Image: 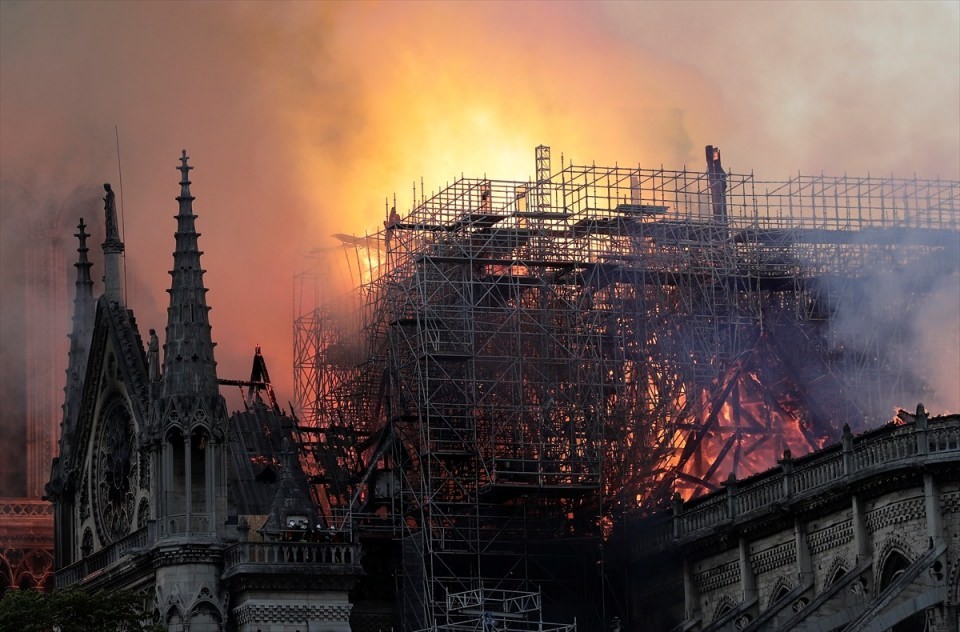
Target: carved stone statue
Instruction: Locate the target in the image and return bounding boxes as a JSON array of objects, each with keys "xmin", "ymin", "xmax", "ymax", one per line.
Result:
[
  {"xmin": 148, "ymin": 328, "xmax": 160, "ymax": 382},
  {"xmin": 103, "ymin": 183, "xmax": 120, "ymax": 242}
]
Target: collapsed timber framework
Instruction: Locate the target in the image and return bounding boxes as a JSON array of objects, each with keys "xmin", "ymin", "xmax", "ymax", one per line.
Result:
[{"xmin": 293, "ymin": 146, "xmax": 960, "ymax": 630}]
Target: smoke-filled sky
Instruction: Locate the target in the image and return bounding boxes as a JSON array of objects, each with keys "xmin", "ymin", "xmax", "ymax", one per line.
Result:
[{"xmin": 1, "ymin": 0, "xmax": 958, "ymax": 406}]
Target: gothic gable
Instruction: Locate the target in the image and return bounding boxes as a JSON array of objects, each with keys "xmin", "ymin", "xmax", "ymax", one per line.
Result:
[{"xmin": 65, "ymin": 297, "xmax": 152, "ymax": 562}]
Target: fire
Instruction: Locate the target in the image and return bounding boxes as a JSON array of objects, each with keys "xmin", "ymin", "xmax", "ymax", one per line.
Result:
[
  {"xmin": 274, "ymin": 2, "xmax": 715, "ymax": 246},
  {"xmin": 665, "ymin": 361, "xmax": 829, "ymax": 502}
]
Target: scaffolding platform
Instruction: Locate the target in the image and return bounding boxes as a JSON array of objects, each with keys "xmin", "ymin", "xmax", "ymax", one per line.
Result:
[{"xmin": 294, "ymin": 144, "xmax": 959, "ymax": 631}]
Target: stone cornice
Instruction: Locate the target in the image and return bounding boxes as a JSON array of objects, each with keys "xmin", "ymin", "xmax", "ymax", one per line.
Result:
[{"xmin": 152, "ymin": 541, "xmax": 226, "ymax": 569}]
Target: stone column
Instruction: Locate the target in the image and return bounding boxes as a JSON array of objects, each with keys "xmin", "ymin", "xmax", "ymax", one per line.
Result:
[
  {"xmin": 162, "ymin": 442, "xmax": 172, "ymax": 521},
  {"xmin": 184, "ymin": 436, "xmax": 192, "ymax": 530},
  {"xmin": 683, "ymin": 558, "xmax": 700, "ymax": 620},
  {"xmin": 794, "ymin": 519, "xmax": 813, "ymax": 586},
  {"xmin": 851, "ymin": 494, "xmax": 870, "ymax": 563},
  {"xmin": 206, "ymin": 440, "xmax": 214, "ymax": 531},
  {"xmin": 924, "ymin": 473, "xmax": 943, "ymax": 549}
]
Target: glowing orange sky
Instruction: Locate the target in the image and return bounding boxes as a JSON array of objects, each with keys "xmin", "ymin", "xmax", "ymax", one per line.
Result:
[{"xmin": 1, "ymin": 0, "xmax": 958, "ymax": 405}]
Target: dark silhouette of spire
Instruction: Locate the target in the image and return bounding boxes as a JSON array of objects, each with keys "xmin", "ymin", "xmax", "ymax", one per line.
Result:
[
  {"xmin": 73, "ymin": 217, "xmax": 96, "ymax": 327},
  {"xmin": 64, "ymin": 217, "xmax": 97, "ymax": 418},
  {"xmin": 161, "ymin": 150, "xmax": 220, "ymax": 399},
  {"xmin": 49, "ymin": 218, "xmax": 98, "ymax": 496}
]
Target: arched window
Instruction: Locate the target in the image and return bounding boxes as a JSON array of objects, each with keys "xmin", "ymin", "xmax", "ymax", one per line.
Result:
[
  {"xmin": 773, "ymin": 583, "xmax": 790, "ymax": 603},
  {"xmin": 828, "ymin": 564, "xmax": 846, "ymax": 587},
  {"xmin": 714, "ymin": 597, "xmax": 736, "ymax": 622},
  {"xmin": 879, "ymin": 550, "xmax": 910, "ymax": 591},
  {"xmin": 167, "ymin": 428, "xmax": 186, "ymax": 517},
  {"xmin": 879, "ymin": 550, "xmax": 925, "ymax": 632}
]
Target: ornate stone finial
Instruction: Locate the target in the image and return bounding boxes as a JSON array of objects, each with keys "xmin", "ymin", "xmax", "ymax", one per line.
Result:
[
  {"xmin": 671, "ymin": 491, "xmax": 684, "ymax": 514},
  {"xmin": 74, "ymin": 217, "xmax": 94, "ymax": 298},
  {"xmin": 176, "ymin": 150, "xmax": 194, "ymax": 204},
  {"xmin": 841, "ymin": 423, "xmax": 854, "ymax": 455},
  {"xmin": 178, "ymin": 149, "xmax": 192, "ymax": 176},
  {"xmin": 915, "ymin": 402, "xmax": 929, "ymax": 430}
]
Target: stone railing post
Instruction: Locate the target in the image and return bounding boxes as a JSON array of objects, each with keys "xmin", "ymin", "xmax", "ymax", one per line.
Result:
[
  {"xmin": 842, "ymin": 424, "xmax": 854, "ymax": 476},
  {"xmin": 672, "ymin": 492, "xmax": 683, "ymax": 539},
  {"xmin": 915, "ymin": 403, "xmax": 929, "ymax": 456},
  {"xmin": 779, "ymin": 449, "xmax": 794, "ymax": 498},
  {"xmin": 724, "ymin": 473, "xmax": 738, "ymax": 520}
]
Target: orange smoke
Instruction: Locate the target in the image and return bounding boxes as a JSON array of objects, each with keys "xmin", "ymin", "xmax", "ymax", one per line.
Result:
[
  {"xmin": 273, "ymin": 1, "xmax": 715, "ymax": 249},
  {"xmin": 2, "ymin": 0, "xmax": 957, "ymax": 410}
]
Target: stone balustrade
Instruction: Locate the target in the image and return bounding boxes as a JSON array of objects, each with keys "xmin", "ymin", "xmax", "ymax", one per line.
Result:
[
  {"xmin": 222, "ymin": 541, "xmax": 361, "ymax": 576},
  {"xmin": 56, "ymin": 522, "xmax": 361, "ymax": 588},
  {"xmin": 735, "ymin": 471, "xmax": 784, "ymax": 515},
  {"xmin": 792, "ymin": 448, "xmax": 843, "ymax": 493},
  {"xmin": 55, "ymin": 524, "xmax": 151, "ymax": 588},
  {"xmin": 927, "ymin": 422, "xmax": 960, "ymax": 454},
  {"xmin": 634, "ymin": 413, "xmax": 960, "ymax": 554},
  {"xmin": 853, "ymin": 426, "xmax": 917, "ymax": 470},
  {"xmin": 678, "ymin": 493, "xmax": 728, "ymax": 536}
]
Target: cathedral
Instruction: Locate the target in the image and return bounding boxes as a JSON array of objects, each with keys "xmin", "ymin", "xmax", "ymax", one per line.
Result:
[
  {"xmin": 38, "ymin": 147, "xmax": 960, "ymax": 631},
  {"xmin": 45, "ymin": 151, "xmax": 361, "ymax": 631}
]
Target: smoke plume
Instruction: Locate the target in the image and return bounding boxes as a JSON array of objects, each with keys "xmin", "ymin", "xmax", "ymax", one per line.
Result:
[{"xmin": 1, "ymin": 0, "xmax": 957, "ymax": 417}]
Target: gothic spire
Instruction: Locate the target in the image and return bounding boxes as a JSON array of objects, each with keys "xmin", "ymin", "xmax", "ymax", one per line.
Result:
[
  {"xmin": 51, "ymin": 218, "xmax": 98, "ymax": 492},
  {"xmin": 160, "ymin": 150, "xmax": 220, "ymax": 399},
  {"xmin": 66, "ymin": 217, "xmax": 97, "ymax": 414},
  {"xmin": 74, "ymin": 217, "xmax": 96, "ymax": 320},
  {"xmin": 101, "ymin": 183, "xmax": 125, "ymax": 304}
]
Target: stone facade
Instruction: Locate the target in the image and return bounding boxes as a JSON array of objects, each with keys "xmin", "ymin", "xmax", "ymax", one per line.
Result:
[
  {"xmin": 620, "ymin": 406, "xmax": 960, "ymax": 631},
  {"xmin": 46, "ymin": 152, "xmax": 362, "ymax": 631}
]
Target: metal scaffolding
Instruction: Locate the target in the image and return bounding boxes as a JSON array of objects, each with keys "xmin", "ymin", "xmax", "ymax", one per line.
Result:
[{"xmin": 293, "ymin": 146, "xmax": 960, "ymax": 630}]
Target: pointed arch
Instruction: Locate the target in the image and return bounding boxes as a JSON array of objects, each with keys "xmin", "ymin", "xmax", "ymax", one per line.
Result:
[
  {"xmin": 825, "ymin": 555, "xmax": 850, "ymax": 588},
  {"xmin": 713, "ymin": 594, "xmax": 737, "ymax": 622},
  {"xmin": 877, "ymin": 545, "xmax": 928, "ymax": 632},
  {"xmin": 12, "ymin": 548, "xmax": 53, "ymax": 591},
  {"xmin": 875, "ymin": 535, "xmax": 916, "ymax": 591},
  {"xmin": 163, "ymin": 404, "xmax": 185, "ymax": 437},
  {"xmin": 878, "ymin": 549, "xmax": 912, "ymax": 591},
  {"xmin": 166, "ymin": 604, "xmax": 185, "ymax": 632},
  {"xmin": 187, "ymin": 584, "xmax": 225, "ymax": 629},
  {"xmin": 189, "ymin": 600, "xmax": 223, "ymax": 627},
  {"xmin": 767, "ymin": 575, "xmax": 793, "ymax": 607}
]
